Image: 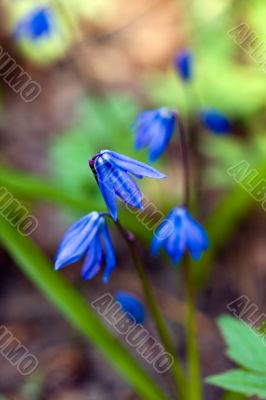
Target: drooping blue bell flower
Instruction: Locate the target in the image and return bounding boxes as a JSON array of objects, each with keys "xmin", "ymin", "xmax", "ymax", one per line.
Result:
[
  {"xmin": 132, "ymin": 108, "xmax": 177, "ymax": 162},
  {"xmin": 13, "ymin": 6, "xmax": 55, "ymax": 41},
  {"xmin": 174, "ymin": 50, "xmax": 193, "ymax": 82},
  {"xmin": 55, "ymin": 212, "xmax": 116, "ymax": 283},
  {"xmin": 151, "ymin": 206, "xmax": 209, "ymax": 264},
  {"xmin": 199, "ymin": 108, "xmax": 231, "ymax": 134},
  {"xmin": 89, "ymin": 150, "xmax": 166, "ymax": 221},
  {"xmin": 115, "ymin": 291, "xmax": 145, "ymax": 324}
]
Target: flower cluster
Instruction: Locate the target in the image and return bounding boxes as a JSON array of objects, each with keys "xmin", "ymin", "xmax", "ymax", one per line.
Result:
[
  {"xmin": 55, "ymin": 150, "xmax": 166, "ymax": 283},
  {"xmin": 54, "ymin": 49, "xmax": 212, "ymax": 316}
]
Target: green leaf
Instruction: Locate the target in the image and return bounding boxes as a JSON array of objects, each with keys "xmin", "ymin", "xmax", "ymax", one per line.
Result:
[
  {"xmin": 220, "ymin": 391, "xmax": 247, "ymax": 400},
  {"xmin": 0, "ymin": 167, "xmax": 91, "ymax": 212},
  {"xmin": 0, "ymin": 216, "xmax": 167, "ymax": 400},
  {"xmin": 218, "ymin": 315, "xmax": 266, "ymax": 374},
  {"xmin": 206, "ymin": 369, "xmax": 266, "ymax": 399}
]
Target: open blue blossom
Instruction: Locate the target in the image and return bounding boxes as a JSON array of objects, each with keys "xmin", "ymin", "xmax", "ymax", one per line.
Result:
[
  {"xmin": 174, "ymin": 50, "xmax": 193, "ymax": 82},
  {"xmin": 13, "ymin": 7, "xmax": 55, "ymax": 41},
  {"xmin": 132, "ymin": 108, "xmax": 176, "ymax": 162},
  {"xmin": 90, "ymin": 150, "xmax": 166, "ymax": 221},
  {"xmin": 55, "ymin": 212, "xmax": 116, "ymax": 283},
  {"xmin": 115, "ymin": 291, "xmax": 145, "ymax": 323},
  {"xmin": 151, "ymin": 207, "xmax": 209, "ymax": 264},
  {"xmin": 199, "ymin": 108, "xmax": 231, "ymax": 134}
]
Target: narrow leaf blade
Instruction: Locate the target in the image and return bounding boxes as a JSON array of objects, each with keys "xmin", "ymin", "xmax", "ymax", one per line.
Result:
[{"xmin": 0, "ymin": 216, "xmax": 167, "ymax": 400}]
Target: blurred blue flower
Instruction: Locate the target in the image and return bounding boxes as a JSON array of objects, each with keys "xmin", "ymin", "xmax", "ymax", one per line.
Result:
[
  {"xmin": 55, "ymin": 212, "xmax": 116, "ymax": 283},
  {"xmin": 90, "ymin": 150, "xmax": 166, "ymax": 221},
  {"xmin": 174, "ymin": 50, "xmax": 193, "ymax": 82},
  {"xmin": 199, "ymin": 108, "xmax": 231, "ymax": 134},
  {"xmin": 151, "ymin": 206, "xmax": 209, "ymax": 264},
  {"xmin": 132, "ymin": 108, "xmax": 177, "ymax": 162},
  {"xmin": 115, "ymin": 291, "xmax": 145, "ymax": 323},
  {"xmin": 13, "ymin": 7, "xmax": 55, "ymax": 41}
]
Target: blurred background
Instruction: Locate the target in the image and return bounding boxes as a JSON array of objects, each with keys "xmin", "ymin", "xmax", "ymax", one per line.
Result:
[{"xmin": 0, "ymin": 0, "xmax": 266, "ymax": 399}]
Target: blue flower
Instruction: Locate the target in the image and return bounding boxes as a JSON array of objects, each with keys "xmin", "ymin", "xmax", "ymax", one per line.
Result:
[
  {"xmin": 55, "ymin": 212, "xmax": 116, "ymax": 283},
  {"xmin": 132, "ymin": 108, "xmax": 176, "ymax": 162},
  {"xmin": 199, "ymin": 108, "xmax": 231, "ymax": 134},
  {"xmin": 13, "ymin": 7, "xmax": 55, "ymax": 41},
  {"xmin": 151, "ymin": 207, "xmax": 209, "ymax": 264},
  {"xmin": 90, "ymin": 150, "xmax": 166, "ymax": 221},
  {"xmin": 115, "ymin": 291, "xmax": 145, "ymax": 323},
  {"xmin": 174, "ymin": 50, "xmax": 192, "ymax": 82}
]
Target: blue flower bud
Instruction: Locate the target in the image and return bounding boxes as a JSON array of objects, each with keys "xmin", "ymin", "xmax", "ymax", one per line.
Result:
[
  {"xmin": 174, "ymin": 50, "xmax": 193, "ymax": 82},
  {"xmin": 13, "ymin": 7, "xmax": 55, "ymax": 41},
  {"xmin": 115, "ymin": 291, "xmax": 145, "ymax": 323},
  {"xmin": 199, "ymin": 108, "xmax": 231, "ymax": 134}
]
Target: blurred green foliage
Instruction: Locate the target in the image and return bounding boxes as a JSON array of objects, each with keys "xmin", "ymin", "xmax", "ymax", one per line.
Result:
[{"xmin": 49, "ymin": 95, "xmax": 140, "ymax": 195}]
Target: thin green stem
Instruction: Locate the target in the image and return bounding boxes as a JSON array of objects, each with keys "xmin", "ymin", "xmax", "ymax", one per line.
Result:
[
  {"xmin": 184, "ymin": 255, "xmax": 202, "ymax": 400},
  {"xmin": 176, "ymin": 116, "xmax": 202, "ymax": 400},
  {"xmin": 176, "ymin": 115, "xmax": 190, "ymax": 208},
  {"xmin": 114, "ymin": 220, "xmax": 186, "ymax": 400}
]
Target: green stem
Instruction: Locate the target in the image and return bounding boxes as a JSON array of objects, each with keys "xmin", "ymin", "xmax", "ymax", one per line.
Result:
[
  {"xmin": 115, "ymin": 220, "xmax": 186, "ymax": 400},
  {"xmin": 184, "ymin": 255, "xmax": 202, "ymax": 400},
  {"xmin": 176, "ymin": 116, "xmax": 202, "ymax": 400}
]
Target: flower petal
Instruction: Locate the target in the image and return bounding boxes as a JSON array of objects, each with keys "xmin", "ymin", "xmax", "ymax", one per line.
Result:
[
  {"xmin": 54, "ymin": 212, "xmax": 101, "ymax": 270},
  {"xmin": 186, "ymin": 217, "xmax": 209, "ymax": 260},
  {"xmin": 95, "ymin": 157, "xmax": 118, "ymax": 220},
  {"xmin": 101, "ymin": 223, "xmax": 116, "ymax": 283},
  {"xmin": 133, "ymin": 110, "xmax": 161, "ymax": 150},
  {"xmin": 111, "ymin": 168, "xmax": 143, "ymax": 210},
  {"xmin": 148, "ymin": 113, "xmax": 176, "ymax": 161},
  {"xmin": 81, "ymin": 236, "xmax": 103, "ymax": 280},
  {"xmin": 101, "ymin": 150, "xmax": 166, "ymax": 179}
]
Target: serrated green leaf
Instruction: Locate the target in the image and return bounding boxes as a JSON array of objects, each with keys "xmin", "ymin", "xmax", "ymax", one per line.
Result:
[
  {"xmin": 218, "ymin": 315, "xmax": 266, "ymax": 373},
  {"xmin": 206, "ymin": 369, "xmax": 266, "ymax": 399}
]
